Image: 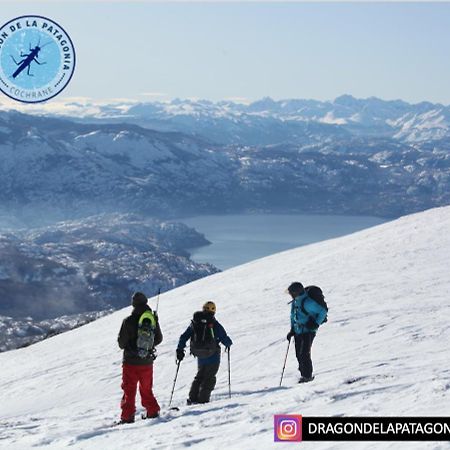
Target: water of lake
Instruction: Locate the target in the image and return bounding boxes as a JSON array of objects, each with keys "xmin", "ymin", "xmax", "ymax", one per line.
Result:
[{"xmin": 182, "ymin": 214, "xmax": 387, "ymax": 270}]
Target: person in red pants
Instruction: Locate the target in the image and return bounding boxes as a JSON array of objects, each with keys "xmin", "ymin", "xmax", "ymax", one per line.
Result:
[{"xmin": 117, "ymin": 292, "xmax": 163, "ymax": 424}]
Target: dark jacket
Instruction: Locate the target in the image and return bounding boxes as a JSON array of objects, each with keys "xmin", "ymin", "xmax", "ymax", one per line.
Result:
[
  {"xmin": 177, "ymin": 315, "xmax": 232, "ymax": 366},
  {"xmin": 118, "ymin": 304, "xmax": 163, "ymax": 365}
]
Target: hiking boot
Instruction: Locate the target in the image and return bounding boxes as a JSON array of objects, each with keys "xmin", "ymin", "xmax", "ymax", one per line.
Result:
[
  {"xmin": 142, "ymin": 411, "xmax": 159, "ymax": 419},
  {"xmin": 299, "ymin": 376, "xmax": 315, "ymax": 383},
  {"xmin": 117, "ymin": 417, "xmax": 135, "ymax": 425},
  {"xmin": 186, "ymin": 398, "xmax": 198, "ymax": 406}
]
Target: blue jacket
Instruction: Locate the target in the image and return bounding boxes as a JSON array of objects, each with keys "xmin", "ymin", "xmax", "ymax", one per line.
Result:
[
  {"xmin": 178, "ymin": 319, "xmax": 232, "ymax": 366},
  {"xmin": 291, "ymin": 292, "xmax": 327, "ymax": 335}
]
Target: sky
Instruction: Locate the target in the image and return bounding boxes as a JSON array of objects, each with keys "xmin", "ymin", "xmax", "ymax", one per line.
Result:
[{"xmin": 0, "ymin": 2, "xmax": 450, "ymax": 105}]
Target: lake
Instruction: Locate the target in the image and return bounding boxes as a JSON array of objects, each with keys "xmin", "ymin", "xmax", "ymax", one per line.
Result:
[{"xmin": 182, "ymin": 214, "xmax": 387, "ymax": 270}]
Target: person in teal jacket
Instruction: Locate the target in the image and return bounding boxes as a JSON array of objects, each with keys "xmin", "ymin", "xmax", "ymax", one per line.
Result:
[{"xmin": 286, "ymin": 282, "xmax": 327, "ymax": 383}]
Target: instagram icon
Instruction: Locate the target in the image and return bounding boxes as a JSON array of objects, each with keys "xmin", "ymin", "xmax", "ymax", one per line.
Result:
[{"xmin": 274, "ymin": 415, "xmax": 302, "ymax": 442}]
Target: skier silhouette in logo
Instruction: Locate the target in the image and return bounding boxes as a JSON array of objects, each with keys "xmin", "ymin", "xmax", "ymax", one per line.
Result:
[{"xmin": 10, "ymin": 39, "xmax": 52, "ymax": 78}]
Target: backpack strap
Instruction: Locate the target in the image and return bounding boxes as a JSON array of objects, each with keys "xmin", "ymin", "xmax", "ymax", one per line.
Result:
[
  {"xmin": 300, "ymin": 296, "xmax": 309, "ymax": 317},
  {"xmin": 300, "ymin": 295, "xmax": 320, "ymax": 329},
  {"xmin": 292, "ymin": 292, "xmax": 307, "ymax": 332}
]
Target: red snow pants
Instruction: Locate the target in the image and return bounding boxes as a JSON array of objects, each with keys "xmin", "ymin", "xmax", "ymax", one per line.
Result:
[{"xmin": 120, "ymin": 363, "xmax": 160, "ymax": 420}]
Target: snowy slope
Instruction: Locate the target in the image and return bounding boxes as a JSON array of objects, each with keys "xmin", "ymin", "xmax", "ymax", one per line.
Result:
[{"xmin": 0, "ymin": 207, "xmax": 449, "ymax": 449}]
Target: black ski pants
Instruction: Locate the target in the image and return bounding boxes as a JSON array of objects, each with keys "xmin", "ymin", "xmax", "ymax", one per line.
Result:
[
  {"xmin": 189, "ymin": 361, "xmax": 220, "ymax": 403},
  {"xmin": 294, "ymin": 332, "xmax": 315, "ymax": 378}
]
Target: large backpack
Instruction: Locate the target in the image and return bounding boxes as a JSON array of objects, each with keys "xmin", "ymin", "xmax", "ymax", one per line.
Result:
[
  {"xmin": 190, "ymin": 311, "xmax": 217, "ymax": 359},
  {"xmin": 136, "ymin": 310, "xmax": 156, "ymax": 359},
  {"xmin": 305, "ymin": 285, "xmax": 329, "ymax": 324}
]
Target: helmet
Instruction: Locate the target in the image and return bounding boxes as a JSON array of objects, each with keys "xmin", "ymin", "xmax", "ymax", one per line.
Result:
[{"xmin": 202, "ymin": 301, "xmax": 216, "ymax": 314}]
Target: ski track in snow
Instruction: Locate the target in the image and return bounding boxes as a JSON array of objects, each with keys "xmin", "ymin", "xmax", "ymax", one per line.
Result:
[{"xmin": 0, "ymin": 207, "xmax": 450, "ymax": 449}]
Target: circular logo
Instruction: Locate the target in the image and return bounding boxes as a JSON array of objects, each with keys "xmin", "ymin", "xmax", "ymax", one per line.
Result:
[{"xmin": 0, "ymin": 15, "xmax": 76, "ymax": 103}]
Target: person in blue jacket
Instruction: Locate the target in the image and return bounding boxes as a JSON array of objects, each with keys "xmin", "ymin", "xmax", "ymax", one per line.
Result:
[
  {"xmin": 176, "ymin": 301, "xmax": 232, "ymax": 404},
  {"xmin": 286, "ymin": 282, "xmax": 327, "ymax": 383}
]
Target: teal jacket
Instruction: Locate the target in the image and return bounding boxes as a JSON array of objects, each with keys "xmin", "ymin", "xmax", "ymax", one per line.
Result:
[{"xmin": 290, "ymin": 292, "xmax": 328, "ymax": 334}]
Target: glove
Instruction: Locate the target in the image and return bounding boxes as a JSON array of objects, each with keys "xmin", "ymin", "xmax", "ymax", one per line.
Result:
[
  {"xmin": 224, "ymin": 345, "xmax": 231, "ymax": 353},
  {"xmin": 305, "ymin": 317, "xmax": 319, "ymax": 330},
  {"xmin": 176, "ymin": 348, "xmax": 185, "ymax": 361},
  {"xmin": 286, "ymin": 330, "xmax": 295, "ymax": 341}
]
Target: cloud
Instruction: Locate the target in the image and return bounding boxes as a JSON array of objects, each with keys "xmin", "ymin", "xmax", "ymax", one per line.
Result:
[
  {"xmin": 59, "ymin": 96, "xmax": 93, "ymax": 104},
  {"xmin": 0, "ymin": 96, "xmax": 142, "ymax": 116}
]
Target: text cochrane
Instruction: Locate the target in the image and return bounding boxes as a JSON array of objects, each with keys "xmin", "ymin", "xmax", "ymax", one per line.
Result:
[{"xmin": 9, "ymin": 87, "xmax": 53, "ymax": 100}]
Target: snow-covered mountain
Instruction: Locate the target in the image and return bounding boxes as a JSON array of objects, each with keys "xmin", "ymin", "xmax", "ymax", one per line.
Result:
[
  {"xmin": 0, "ymin": 206, "xmax": 448, "ymax": 449},
  {"xmin": 4, "ymin": 95, "xmax": 449, "ymax": 144},
  {"xmin": 0, "ymin": 110, "xmax": 448, "ymax": 219},
  {"xmin": 0, "ymin": 214, "xmax": 217, "ymax": 350},
  {"xmin": 227, "ymin": 141, "xmax": 449, "ymax": 217},
  {"xmin": 126, "ymin": 95, "xmax": 450, "ymax": 145},
  {"xmin": 106, "ymin": 95, "xmax": 450, "ymax": 144},
  {"xmin": 0, "ymin": 111, "xmax": 236, "ymax": 221}
]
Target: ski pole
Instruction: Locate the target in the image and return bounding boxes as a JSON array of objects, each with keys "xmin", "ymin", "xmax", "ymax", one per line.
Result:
[
  {"xmin": 279, "ymin": 337, "xmax": 291, "ymax": 387},
  {"xmin": 155, "ymin": 287, "xmax": 161, "ymax": 314},
  {"xmin": 169, "ymin": 360, "xmax": 181, "ymax": 408},
  {"xmin": 227, "ymin": 348, "xmax": 231, "ymax": 399}
]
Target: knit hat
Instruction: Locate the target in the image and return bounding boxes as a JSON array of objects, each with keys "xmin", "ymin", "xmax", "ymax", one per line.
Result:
[
  {"xmin": 287, "ymin": 282, "xmax": 304, "ymax": 296},
  {"xmin": 132, "ymin": 291, "xmax": 148, "ymax": 307}
]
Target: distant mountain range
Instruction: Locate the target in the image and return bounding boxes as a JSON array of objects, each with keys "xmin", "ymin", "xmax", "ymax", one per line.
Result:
[
  {"xmin": 0, "ymin": 96, "xmax": 449, "ymax": 219},
  {"xmin": 121, "ymin": 95, "xmax": 450, "ymax": 145},
  {"xmin": 3, "ymin": 94, "xmax": 450, "ymax": 145}
]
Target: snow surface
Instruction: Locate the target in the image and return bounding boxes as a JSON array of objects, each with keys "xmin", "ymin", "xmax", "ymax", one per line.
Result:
[{"xmin": 0, "ymin": 207, "xmax": 449, "ymax": 449}]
